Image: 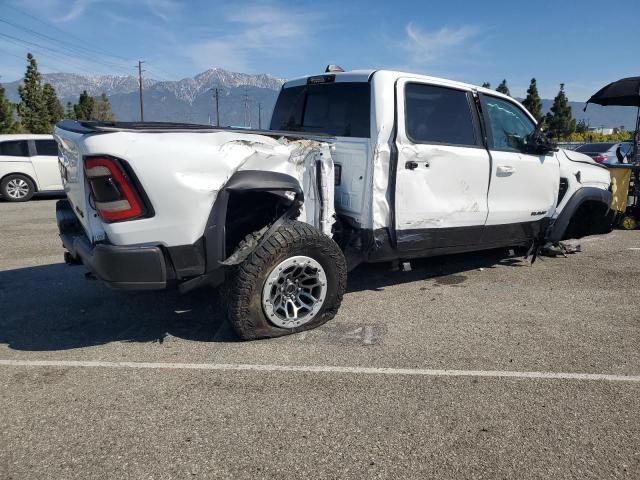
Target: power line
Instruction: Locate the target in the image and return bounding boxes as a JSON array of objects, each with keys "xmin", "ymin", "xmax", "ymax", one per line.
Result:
[
  {"xmin": 0, "ymin": 17, "xmax": 132, "ymax": 71},
  {"xmin": 3, "ymin": 4, "xmax": 132, "ymax": 62},
  {"xmin": 0, "ymin": 33, "xmax": 98, "ymax": 76},
  {"xmin": 2, "ymin": 8, "xmax": 179, "ymax": 83},
  {"xmin": 0, "ymin": 31, "xmax": 131, "ymax": 75}
]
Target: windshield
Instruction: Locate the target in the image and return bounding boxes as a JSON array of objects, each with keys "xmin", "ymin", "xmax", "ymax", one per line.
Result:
[
  {"xmin": 576, "ymin": 143, "xmax": 615, "ymax": 153},
  {"xmin": 270, "ymin": 82, "xmax": 370, "ymax": 138}
]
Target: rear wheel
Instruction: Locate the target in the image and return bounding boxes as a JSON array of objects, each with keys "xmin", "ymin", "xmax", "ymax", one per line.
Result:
[
  {"xmin": 1, "ymin": 174, "xmax": 35, "ymax": 202},
  {"xmin": 223, "ymin": 220, "xmax": 347, "ymax": 340}
]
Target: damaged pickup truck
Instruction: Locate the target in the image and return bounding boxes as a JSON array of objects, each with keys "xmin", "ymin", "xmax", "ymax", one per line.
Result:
[{"xmin": 54, "ymin": 68, "xmax": 612, "ymax": 339}]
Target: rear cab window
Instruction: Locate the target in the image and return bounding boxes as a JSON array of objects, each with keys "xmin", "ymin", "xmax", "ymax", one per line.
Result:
[
  {"xmin": 270, "ymin": 81, "xmax": 371, "ymax": 138},
  {"xmin": 0, "ymin": 140, "xmax": 30, "ymax": 157},
  {"xmin": 404, "ymin": 83, "xmax": 480, "ymax": 147}
]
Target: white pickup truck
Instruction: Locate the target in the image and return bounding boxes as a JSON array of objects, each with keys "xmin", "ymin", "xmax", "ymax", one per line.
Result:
[{"xmin": 54, "ymin": 68, "xmax": 612, "ymax": 339}]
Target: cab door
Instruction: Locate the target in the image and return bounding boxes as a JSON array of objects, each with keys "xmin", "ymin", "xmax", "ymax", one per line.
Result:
[
  {"xmin": 479, "ymin": 94, "xmax": 559, "ymax": 241},
  {"xmin": 31, "ymin": 139, "xmax": 62, "ymax": 191},
  {"xmin": 394, "ymin": 79, "xmax": 491, "ymax": 252}
]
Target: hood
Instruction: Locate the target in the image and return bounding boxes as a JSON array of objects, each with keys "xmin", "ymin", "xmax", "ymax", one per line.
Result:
[{"xmin": 560, "ymin": 148, "xmax": 600, "ymax": 166}]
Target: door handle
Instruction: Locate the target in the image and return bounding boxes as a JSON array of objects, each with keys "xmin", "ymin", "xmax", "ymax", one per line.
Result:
[
  {"xmin": 405, "ymin": 161, "xmax": 419, "ymax": 170},
  {"xmin": 497, "ymin": 165, "xmax": 516, "ymax": 175}
]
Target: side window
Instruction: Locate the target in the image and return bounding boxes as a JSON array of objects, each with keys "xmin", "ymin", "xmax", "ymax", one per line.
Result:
[
  {"xmin": 481, "ymin": 95, "xmax": 536, "ymax": 152},
  {"xmin": 35, "ymin": 140, "xmax": 59, "ymax": 156},
  {"xmin": 404, "ymin": 83, "xmax": 477, "ymax": 147},
  {"xmin": 0, "ymin": 140, "xmax": 29, "ymax": 157}
]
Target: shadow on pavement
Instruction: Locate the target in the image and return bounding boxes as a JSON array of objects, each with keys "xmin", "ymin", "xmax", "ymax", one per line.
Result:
[
  {"xmin": 0, "ymin": 249, "xmax": 527, "ymax": 351},
  {"xmin": 0, "ymin": 192, "xmax": 66, "ymax": 203}
]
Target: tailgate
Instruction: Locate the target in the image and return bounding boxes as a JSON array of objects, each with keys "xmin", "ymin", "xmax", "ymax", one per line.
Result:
[{"xmin": 54, "ymin": 126, "xmax": 105, "ymax": 242}]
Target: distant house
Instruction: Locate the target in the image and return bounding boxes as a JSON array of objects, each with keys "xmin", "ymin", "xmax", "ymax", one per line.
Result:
[{"xmin": 588, "ymin": 127, "xmax": 615, "ymax": 135}]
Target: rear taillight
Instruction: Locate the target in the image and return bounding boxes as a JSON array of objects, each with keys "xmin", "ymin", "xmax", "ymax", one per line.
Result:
[
  {"xmin": 593, "ymin": 154, "xmax": 607, "ymax": 163},
  {"xmin": 84, "ymin": 156, "xmax": 146, "ymax": 222}
]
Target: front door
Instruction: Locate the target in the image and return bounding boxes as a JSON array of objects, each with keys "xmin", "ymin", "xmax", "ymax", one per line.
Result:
[
  {"xmin": 394, "ymin": 80, "xmax": 491, "ymax": 252},
  {"xmin": 479, "ymin": 94, "xmax": 559, "ymax": 242}
]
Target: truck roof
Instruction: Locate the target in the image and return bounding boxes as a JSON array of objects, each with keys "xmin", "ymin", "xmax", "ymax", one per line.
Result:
[{"xmin": 282, "ymin": 69, "xmax": 516, "ymax": 103}]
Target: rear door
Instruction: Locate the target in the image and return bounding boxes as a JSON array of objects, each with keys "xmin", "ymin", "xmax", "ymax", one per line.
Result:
[
  {"xmin": 479, "ymin": 94, "xmax": 558, "ymax": 241},
  {"xmin": 270, "ymin": 79, "xmax": 373, "ymax": 229},
  {"xmin": 31, "ymin": 139, "xmax": 62, "ymax": 191},
  {"xmin": 394, "ymin": 80, "xmax": 490, "ymax": 252},
  {"xmin": 0, "ymin": 139, "xmax": 36, "ymax": 183}
]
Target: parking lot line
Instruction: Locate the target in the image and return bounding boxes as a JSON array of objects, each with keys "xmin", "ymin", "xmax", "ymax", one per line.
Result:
[{"xmin": 1, "ymin": 359, "xmax": 639, "ymax": 383}]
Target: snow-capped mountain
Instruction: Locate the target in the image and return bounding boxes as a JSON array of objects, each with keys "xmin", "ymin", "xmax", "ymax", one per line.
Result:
[
  {"xmin": 5, "ymin": 73, "xmax": 159, "ymax": 99},
  {"xmin": 156, "ymin": 68, "xmax": 284, "ymax": 104},
  {"xmin": 3, "ymin": 67, "xmax": 285, "ymax": 126}
]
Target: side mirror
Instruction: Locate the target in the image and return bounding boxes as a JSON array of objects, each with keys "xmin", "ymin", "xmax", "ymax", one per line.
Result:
[{"xmin": 525, "ymin": 131, "xmax": 557, "ymax": 155}]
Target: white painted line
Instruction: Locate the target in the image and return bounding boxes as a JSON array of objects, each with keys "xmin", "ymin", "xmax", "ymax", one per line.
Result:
[
  {"xmin": 628, "ymin": 248, "xmax": 640, "ymax": 251},
  {"xmin": 1, "ymin": 359, "xmax": 639, "ymax": 383}
]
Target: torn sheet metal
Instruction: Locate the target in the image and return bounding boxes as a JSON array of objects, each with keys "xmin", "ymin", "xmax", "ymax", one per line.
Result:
[{"xmin": 235, "ymin": 136, "xmax": 336, "ymax": 236}]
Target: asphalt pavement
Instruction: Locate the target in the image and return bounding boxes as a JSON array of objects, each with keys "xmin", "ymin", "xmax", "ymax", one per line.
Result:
[{"xmin": 0, "ymin": 197, "xmax": 639, "ymax": 479}]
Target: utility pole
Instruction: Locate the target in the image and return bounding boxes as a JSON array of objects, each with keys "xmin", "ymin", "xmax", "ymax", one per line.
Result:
[
  {"xmin": 242, "ymin": 86, "xmax": 250, "ymax": 127},
  {"xmin": 258, "ymin": 103, "xmax": 261, "ymax": 129},
  {"xmin": 215, "ymin": 88, "xmax": 220, "ymax": 127},
  {"xmin": 209, "ymin": 88, "xmax": 222, "ymax": 126},
  {"xmin": 137, "ymin": 60, "xmax": 145, "ymax": 122}
]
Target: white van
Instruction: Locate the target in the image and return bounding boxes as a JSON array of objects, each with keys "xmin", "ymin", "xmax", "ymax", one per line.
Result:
[{"xmin": 0, "ymin": 134, "xmax": 63, "ymax": 202}]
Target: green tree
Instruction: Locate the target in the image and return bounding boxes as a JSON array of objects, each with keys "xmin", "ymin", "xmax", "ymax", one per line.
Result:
[
  {"xmin": 43, "ymin": 83, "xmax": 64, "ymax": 127},
  {"xmin": 545, "ymin": 83, "xmax": 576, "ymax": 140},
  {"xmin": 17, "ymin": 53, "xmax": 50, "ymax": 133},
  {"xmin": 481, "ymin": 82, "xmax": 491, "ymax": 88},
  {"xmin": 575, "ymin": 119, "xmax": 588, "ymax": 134},
  {"xmin": 92, "ymin": 93, "xmax": 115, "ymax": 121},
  {"xmin": 0, "ymin": 84, "xmax": 21, "ymax": 133},
  {"xmin": 496, "ymin": 79, "xmax": 510, "ymax": 96},
  {"xmin": 73, "ymin": 90, "xmax": 94, "ymax": 121},
  {"xmin": 65, "ymin": 101, "xmax": 75, "ymax": 119},
  {"xmin": 522, "ymin": 78, "xmax": 543, "ymax": 122}
]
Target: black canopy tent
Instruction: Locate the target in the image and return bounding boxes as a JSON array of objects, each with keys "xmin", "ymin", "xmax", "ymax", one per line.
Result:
[
  {"xmin": 586, "ymin": 76, "xmax": 640, "ymax": 229},
  {"xmin": 585, "ymin": 76, "xmax": 640, "ymax": 151}
]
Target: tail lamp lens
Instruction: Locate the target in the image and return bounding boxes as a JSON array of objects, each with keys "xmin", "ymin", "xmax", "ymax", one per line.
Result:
[{"xmin": 84, "ymin": 156, "xmax": 145, "ymax": 222}]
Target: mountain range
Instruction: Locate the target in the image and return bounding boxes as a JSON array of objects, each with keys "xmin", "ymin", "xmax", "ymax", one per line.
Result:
[{"xmin": 2, "ymin": 68, "xmax": 637, "ymax": 130}]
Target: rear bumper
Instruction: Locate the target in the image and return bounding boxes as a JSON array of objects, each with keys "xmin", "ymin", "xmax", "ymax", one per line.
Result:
[{"xmin": 56, "ymin": 199, "xmax": 167, "ymax": 290}]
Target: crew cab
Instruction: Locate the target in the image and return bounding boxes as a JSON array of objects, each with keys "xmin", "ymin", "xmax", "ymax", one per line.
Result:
[
  {"xmin": 54, "ymin": 68, "xmax": 612, "ymax": 340},
  {"xmin": 0, "ymin": 134, "xmax": 63, "ymax": 201}
]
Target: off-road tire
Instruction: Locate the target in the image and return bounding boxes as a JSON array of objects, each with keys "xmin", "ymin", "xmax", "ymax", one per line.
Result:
[
  {"xmin": 223, "ymin": 220, "xmax": 347, "ymax": 340},
  {"xmin": 1, "ymin": 174, "xmax": 35, "ymax": 202}
]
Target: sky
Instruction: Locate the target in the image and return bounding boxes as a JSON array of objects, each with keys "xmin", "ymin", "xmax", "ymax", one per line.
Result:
[{"xmin": 0, "ymin": 0, "xmax": 637, "ymax": 100}]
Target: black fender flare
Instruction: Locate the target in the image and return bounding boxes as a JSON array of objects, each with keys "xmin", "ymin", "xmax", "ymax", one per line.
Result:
[
  {"xmin": 546, "ymin": 187, "xmax": 612, "ymax": 243},
  {"xmin": 203, "ymin": 170, "xmax": 303, "ymax": 272}
]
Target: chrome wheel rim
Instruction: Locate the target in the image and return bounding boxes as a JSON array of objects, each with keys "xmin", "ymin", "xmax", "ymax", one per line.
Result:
[
  {"xmin": 262, "ymin": 255, "xmax": 327, "ymax": 329},
  {"xmin": 6, "ymin": 178, "xmax": 29, "ymax": 199}
]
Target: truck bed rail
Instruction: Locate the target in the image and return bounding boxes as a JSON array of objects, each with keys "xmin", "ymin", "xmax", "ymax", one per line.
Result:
[{"xmin": 55, "ymin": 120, "xmax": 333, "ymax": 140}]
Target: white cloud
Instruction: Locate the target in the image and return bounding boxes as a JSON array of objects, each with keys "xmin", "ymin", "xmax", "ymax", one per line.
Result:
[
  {"xmin": 58, "ymin": 0, "xmax": 97, "ymax": 22},
  {"xmin": 188, "ymin": 40, "xmax": 252, "ymax": 73},
  {"xmin": 187, "ymin": 3, "xmax": 321, "ymax": 73},
  {"xmin": 144, "ymin": 0, "xmax": 180, "ymax": 22},
  {"xmin": 404, "ymin": 23, "xmax": 480, "ymax": 65}
]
